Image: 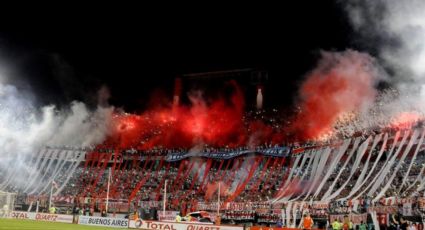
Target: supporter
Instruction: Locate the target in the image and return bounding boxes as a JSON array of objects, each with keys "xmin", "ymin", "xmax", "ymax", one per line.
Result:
[
  {"xmin": 131, "ymin": 211, "xmax": 138, "ymax": 220},
  {"xmin": 332, "ymin": 219, "xmax": 341, "ymax": 230},
  {"xmin": 84, "ymin": 206, "xmax": 90, "ymax": 216},
  {"xmin": 400, "ymin": 217, "xmax": 409, "ymax": 230},
  {"xmin": 276, "ymin": 219, "xmax": 283, "ymax": 228},
  {"xmin": 300, "ymin": 213, "xmax": 314, "ymax": 230},
  {"xmin": 341, "ymin": 215, "xmax": 353, "ymax": 230},
  {"xmin": 72, "ymin": 206, "xmax": 80, "ymax": 223},
  {"xmin": 414, "ymin": 223, "xmax": 420, "ymax": 230},
  {"xmin": 49, "ymin": 205, "xmax": 56, "ymax": 214},
  {"xmin": 90, "ymin": 206, "xmax": 94, "ymax": 216},
  {"xmin": 175, "ymin": 212, "xmax": 182, "ymax": 222},
  {"xmin": 364, "ymin": 212, "xmax": 372, "ymax": 229},
  {"xmin": 359, "ymin": 221, "xmax": 367, "ymax": 230},
  {"xmin": 390, "ymin": 214, "xmax": 400, "ymax": 230}
]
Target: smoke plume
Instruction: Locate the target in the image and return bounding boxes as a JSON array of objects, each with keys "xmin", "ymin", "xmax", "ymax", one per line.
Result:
[
  {"xmin": 346, "ymin": 0, "xmax": 425, "ymax": 82},
  {"xmin": 288, "ymin": 1, "xmax": 425, "ymax": 140},
  {"xmin": 324, "ymin": 0, "xmax": 425, "ymax": 135},
  {"xmin": 0, "ymin": 80, "xmax": 114, "ymax": 191},
  {"xmin": 291, "ymin": 50, "xmax": 382, "ymax": 140}
]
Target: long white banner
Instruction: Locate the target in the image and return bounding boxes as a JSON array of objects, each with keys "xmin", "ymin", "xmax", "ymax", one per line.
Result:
[
  {"xmin": 7, "ymin": 211, "xmax": 73, "ymax": 223},
  {"xmin": 78, "ymin": 215, "xmax": 129, "ymax": 228},
  {"xmin": 129, "ymin": 220, "xmax": 243, "ymax": 230}
]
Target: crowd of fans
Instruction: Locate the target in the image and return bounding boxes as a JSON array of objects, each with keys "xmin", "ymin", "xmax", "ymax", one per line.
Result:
[
  {"xmin": 3, "ymin": 120, "xmax": 425, "ymax": 228},
  {"xmin": 12, "ymin": 142, "xmax": 425, "ymax": 211}
]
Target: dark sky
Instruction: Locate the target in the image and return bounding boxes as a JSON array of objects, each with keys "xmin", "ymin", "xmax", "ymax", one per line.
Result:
[{"xmin": 0, "ymin": 2, "xmax": 352, "ymax": 112}]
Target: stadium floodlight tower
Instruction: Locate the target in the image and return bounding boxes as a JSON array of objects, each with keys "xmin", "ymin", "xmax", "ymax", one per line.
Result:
[{"xmin": 0, "ymin": 190, "xmax": 16, "ymax": 218}]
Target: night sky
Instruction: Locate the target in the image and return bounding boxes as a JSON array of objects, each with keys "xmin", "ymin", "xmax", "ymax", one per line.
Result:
[{"xmin": 0, "ymin": 2, "xmax": 353, "ymax": 112}]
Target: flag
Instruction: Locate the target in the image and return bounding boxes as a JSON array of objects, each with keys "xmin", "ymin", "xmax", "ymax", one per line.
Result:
[{"xmin": 52, "ymin": 180, "xmax": 59, "ymax": 190}]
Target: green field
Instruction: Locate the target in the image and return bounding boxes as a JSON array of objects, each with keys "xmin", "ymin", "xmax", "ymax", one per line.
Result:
[{"xmin": 0, "ymin": 219, "xmax": 129, "ymax": 230}]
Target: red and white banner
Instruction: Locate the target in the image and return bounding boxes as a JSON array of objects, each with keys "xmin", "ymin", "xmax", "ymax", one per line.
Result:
[
  {"xmin": 129, "ymin": 220, "xmax": 243, "ymax": 230},
  {"xmin": 51, "ymin": 196, "xmax": 74, "ymax": 204},
  {"xmin": 419, "ymin": 198, "xmax": 425, "ymax": 211},
  {"xmin": 367, "ymin": 206, "xmax": 398, "ymax": 214},
  {"xmin": 196, "ymin": 201, "xmax": 328, "ymax": 211},
  {"xmin": 139, "ymin": 201, "xmax": 161, "ymax": 208},
  {"xmin": 158, "ymin": 211, "xmax": 180, "ymax": 221},
  {"xmin": 379, "ymin": 197, "xmax": 415, "ymax": 206},
  {"xmin": 26, "ymin": 195, "xmax": 74, "ymax": 204},
  {"xmin": 377, "ymin": 214, "xmax": 388, "ymax": 226},
  {"xmin": 197, "ymin": 202, "xmax": 279, "ymax": 211}
]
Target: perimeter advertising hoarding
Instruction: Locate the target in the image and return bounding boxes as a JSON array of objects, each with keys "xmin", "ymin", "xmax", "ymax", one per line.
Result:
[
  {"xmin": 78, "ymin": 215, "xmax": 129, "ymax": 228},
  {"xmin": 7, "ymin": 211, "xmax": 73, "ymax": 223},
  {"xmin": 129, "ymin": 220, "xmax": 243, "ymax": 230}
]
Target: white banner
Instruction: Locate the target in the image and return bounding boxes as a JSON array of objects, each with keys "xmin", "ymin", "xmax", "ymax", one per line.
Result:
[
  {"xmin": 129, "ymin": 220, "xmax": 243, "ymax": 230},
  {"xmin": 78, "ymin": 215, "xmax": 129, "ymax": 228},
  {"xmin": 403, "ymin": 202, "xmax": 413, "ymax": 216},
  {"xmin": 6, "ymin": 211, "xmax": 73, "ymax": 223}
]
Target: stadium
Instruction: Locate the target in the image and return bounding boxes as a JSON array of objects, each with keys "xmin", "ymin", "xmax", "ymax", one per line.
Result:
[{"xmin": 3, "ymin": 1, "xmax": 425, "ymax": 230}]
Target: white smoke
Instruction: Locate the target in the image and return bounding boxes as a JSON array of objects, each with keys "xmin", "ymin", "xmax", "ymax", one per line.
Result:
[
  {"xmin": 323, "ymin": 0, "xmax": 425, "ymax": 138},
  {"xmin": 346, "ymin": 0, "xmax": 425, "ymax": 81},
  {"xmin": 229, "ymin": 157, "xmax": 255, "ymax": 194},
  {"xmin": 0, "ymin": 80, "xmax": 114, "ymax": 191}
]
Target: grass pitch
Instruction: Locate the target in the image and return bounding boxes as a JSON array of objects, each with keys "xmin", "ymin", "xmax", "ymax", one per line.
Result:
[{"xmin": 0, "ymin": 219, "xmax": 128, "ymax": 230}]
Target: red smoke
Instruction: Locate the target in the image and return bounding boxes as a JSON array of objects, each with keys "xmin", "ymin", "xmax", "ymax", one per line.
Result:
[
  {"xmin": 290, "ymin": 51, "xmax": 379, "ymax": 141},
  {"xmin": 103, "ymin": 51, "xmax": 382, "ymax": 148},
  {"xmin": 390, "ymin": 112, "xmax": 423, "ymax": 130},
  {"xmin": 204, "ymin": 181, "xmax": 229, "ymax": 201},
  {"xmin": 105, "ymin": 81, "xmax": 281, "ymax": 149}
]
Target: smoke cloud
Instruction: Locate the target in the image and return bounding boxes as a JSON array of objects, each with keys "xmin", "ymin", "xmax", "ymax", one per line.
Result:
[
  {"xmin": 346, "ymin": 0, "xmax": 425, "ymax": 81},
  {"xmin": 290, "ymin": 50, "xmax": 382, "ymax": 140},
  {"xmin": 289, "ymin": 1, "xmax": 425, "ymax": 140},
  {"xmin": 339, "ymin": 1, "xmax": 425, "ymax": 131},
  {"xmin": 0, "ymin": 80, "xmax": 114, "ymax": 191}
]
